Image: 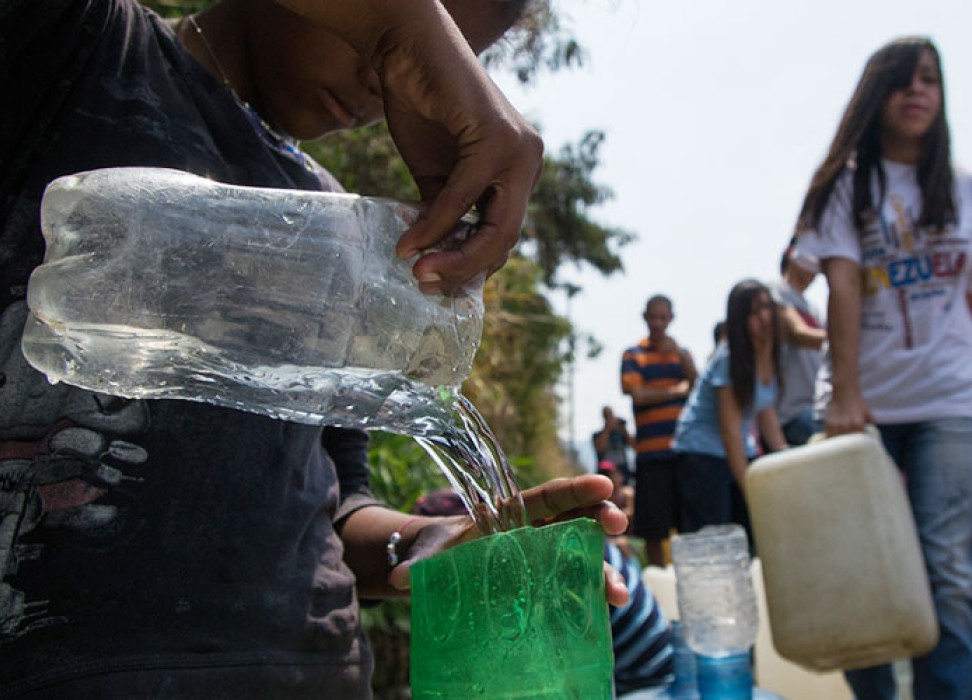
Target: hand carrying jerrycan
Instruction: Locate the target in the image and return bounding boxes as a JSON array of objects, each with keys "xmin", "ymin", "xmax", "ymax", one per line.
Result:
[{"xmin": 745, "ymin": 428, "xmax": 938, "ymax": 671}]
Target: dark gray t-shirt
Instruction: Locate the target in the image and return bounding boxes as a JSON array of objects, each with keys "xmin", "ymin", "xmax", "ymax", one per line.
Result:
[{"xmin": 0, "ymin": 1, "xmax": 378, "ymax": 696}]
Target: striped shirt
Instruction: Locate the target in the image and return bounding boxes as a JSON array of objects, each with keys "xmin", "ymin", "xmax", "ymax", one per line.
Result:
[
  {"xmin": 621, "ymin": 339, "xmax": 690, "ymax": 458},
  {"xmin": 605, "ymin": 542, "xmax": 674, "ymax": 694}
]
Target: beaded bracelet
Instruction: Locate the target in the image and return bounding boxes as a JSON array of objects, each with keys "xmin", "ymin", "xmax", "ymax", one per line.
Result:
[{"xmin": 386, "ymin": 517, "xmax": 421, "ymax": 567}]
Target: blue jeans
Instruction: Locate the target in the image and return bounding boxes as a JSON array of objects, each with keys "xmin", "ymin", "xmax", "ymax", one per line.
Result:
[{"xmin": 845, "ymin": 418, "xmax": 972, "ymax": 700}]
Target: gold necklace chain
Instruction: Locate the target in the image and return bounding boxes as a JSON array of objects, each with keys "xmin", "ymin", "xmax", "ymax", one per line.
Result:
[{"xmin": 186, "ymin": 14, "xmax": 231, "ymax": 88}]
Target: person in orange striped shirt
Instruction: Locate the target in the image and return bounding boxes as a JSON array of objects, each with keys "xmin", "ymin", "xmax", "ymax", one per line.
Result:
[{"xmin": 621, "ymin": 294, "xmax": 697, "ymax": 567}]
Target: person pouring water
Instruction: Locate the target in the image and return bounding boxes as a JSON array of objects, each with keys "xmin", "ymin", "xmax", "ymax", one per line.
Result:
[{"xmin": 0, "ymin": 1, "xmax": 629, "ymax": 697}]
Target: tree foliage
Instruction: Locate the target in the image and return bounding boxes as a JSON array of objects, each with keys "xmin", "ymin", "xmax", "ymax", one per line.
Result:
[
  {"xmin": 525, "ymin": 130, "xmax": 636, "ymax": 286},
  {"xmin": 483, "ymin": 1, "xmax": 585, "ymax": 84}
]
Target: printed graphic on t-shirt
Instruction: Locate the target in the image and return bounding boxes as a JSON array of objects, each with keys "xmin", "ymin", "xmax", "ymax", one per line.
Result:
[
  {"xmin": 0, "ymin": 303, "xmax": 151, "ymax": 642},
  {"xmin": 859, "ymin": 198, "xmax": 965, "ymax": 348},
  {"xmin": 796, "ymin": 307, "xmax": 822, "ymax": 329}
]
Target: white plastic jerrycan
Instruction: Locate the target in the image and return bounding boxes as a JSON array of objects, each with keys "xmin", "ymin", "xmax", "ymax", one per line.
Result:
[{"xmin": 745, "ymin": 428, "xmax": 938, "ymax": 672}]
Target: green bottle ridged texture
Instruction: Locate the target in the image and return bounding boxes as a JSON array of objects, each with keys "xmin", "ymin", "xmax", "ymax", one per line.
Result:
[{"xmin": 410, "ymin": 518, "xmax": 614, "ymax": 699}]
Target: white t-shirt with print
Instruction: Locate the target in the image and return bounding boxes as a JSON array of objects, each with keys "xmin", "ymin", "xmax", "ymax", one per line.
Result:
[{"xmin": 796, "ymin": 161, "xmax": 972, "ymax": 423}]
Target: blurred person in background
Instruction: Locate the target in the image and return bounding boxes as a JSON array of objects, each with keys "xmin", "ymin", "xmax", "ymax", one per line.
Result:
[
  {"xmin": 767, "ymin": 238, "xmax": 827, "ymax": 446},
  {"xmin": 621, "ymin": 294, "xmax": 697, "ymax": 567},
  {"xmin": 672, "ymin": 280, "xmax": 788, "ymax": 541}
]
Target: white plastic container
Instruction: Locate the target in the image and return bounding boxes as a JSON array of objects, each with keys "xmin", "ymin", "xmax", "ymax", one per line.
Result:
[
  {"xmin": 745, "ymin": 429, "xmax": 938, "ymax": 671},
  {"xmin": 670, "ymin": 524, "xmax": 759, "ymax": 658}
]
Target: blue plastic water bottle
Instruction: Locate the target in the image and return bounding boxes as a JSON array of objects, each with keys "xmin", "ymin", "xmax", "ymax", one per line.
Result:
[
  {"xmin": 694, "ymin": 653, "xmax": 752, "ymax": 700},
  {"xmin": 668, "ymin": 621, "xmax": 701, "ymax": 700}
]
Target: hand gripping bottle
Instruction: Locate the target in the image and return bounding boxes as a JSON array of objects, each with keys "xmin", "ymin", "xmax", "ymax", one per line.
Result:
[{"xmin": 22, "ymin": 167, "xmax": 484, "ymax": 434}]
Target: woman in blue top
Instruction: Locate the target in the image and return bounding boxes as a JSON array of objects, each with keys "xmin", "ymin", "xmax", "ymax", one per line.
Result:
[{"xmin": 672, "ymin": 279, "xmax": 788, "ymax": 534}]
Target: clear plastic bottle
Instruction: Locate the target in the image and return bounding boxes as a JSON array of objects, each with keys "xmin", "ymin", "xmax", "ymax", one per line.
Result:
[
  {"xmin": 671, "ymin": 525, "xmax": 758, "ymax": 700},
  {"xmin": 22, "ymin": 167, "xmax": 484, "ymax": 434}
]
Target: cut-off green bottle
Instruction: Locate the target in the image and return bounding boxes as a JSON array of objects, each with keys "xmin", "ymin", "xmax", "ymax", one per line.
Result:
[{"xmin": 409, "ymin": 518, "xmax": 614, "ymax": 699}]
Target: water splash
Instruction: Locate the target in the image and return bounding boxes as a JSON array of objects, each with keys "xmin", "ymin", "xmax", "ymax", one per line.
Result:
[{"xmin": 414, "ymin": 391, "xmax": 527, "ymax": 535}]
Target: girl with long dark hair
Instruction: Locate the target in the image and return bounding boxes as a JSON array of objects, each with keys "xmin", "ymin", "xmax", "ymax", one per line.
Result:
[
  {"xmin": 794, "ymin": 36, "xmax": 972, "ymax": 700},
  {"xmin": 671, "ymin": 279, "xmax": 787, "ymax": 534}
]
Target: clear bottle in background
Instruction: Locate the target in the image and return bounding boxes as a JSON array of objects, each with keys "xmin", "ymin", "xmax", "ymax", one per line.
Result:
[
  {"xmin": 22, "ymin": 167, "xmax": 484, "ymax": 435},
  {"xmin": 671, "ymin": 525, "xmax": 758, "ymax": 700}
]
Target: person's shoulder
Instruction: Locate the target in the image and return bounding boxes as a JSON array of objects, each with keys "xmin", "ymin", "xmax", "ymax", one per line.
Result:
[
  {"xmin": 825, "ymin": 166, "xmax": 855, "ymax": 205},
  {"xmin": 708, "ymin": 342, "xmax": 730, "ymax": 372},
  {"xmin": 668, "ymin": 336, "xmax": 692, "ymax": 356},
  {"xmin": 953, "ymin": 165, "xmax": 972, "ymax": 198},
  {"xmin": 768, "ymin": 277, "xmax": 796, "ymax": 305},
  {"xmin": 835, "ymin": 165, "xmax": 854, "ymax": 185},
  {"xmin": 621, "ymin": 338, "xmax": 650, "ymax": 356},
  {"xmin": 1, "ymin": 0, "xmax": 118, "ymax": 55}
]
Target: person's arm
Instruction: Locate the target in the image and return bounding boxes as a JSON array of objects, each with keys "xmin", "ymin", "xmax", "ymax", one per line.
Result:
[
  {"xmin": 340, "ymin": 506, "xmax": 440, "ymax": 599},
  {"xmin": 717, "ymin": 386, "xmax": 750, "ymax": 488},
  {"xmin": 822, "ymin": 257, "xmax": 874, "ymax": 435},
  {"xmin": 341, "ymin": 474, "xmax": 630, "ymax": 605},
  {"xmin": 779, "ymin": 305, "xmax": 827, "ymax": 349},
  {"xmin": 625, "ymin": 340, "xmax": 696, "ymax": 405},
  {"xmin": 627, "ymin": 381, "xmax": 691, "ymax": 406},
  {"xmin": 756, "ymin": 406, "xmax": 788, "ymax": 453},
  {"xmin": 271, "ymin": 0, "xmax": 543, "ymax": 295},
  {"xmin": 680, "ymin": 346, "xmax": 698, "ymax": 388}
]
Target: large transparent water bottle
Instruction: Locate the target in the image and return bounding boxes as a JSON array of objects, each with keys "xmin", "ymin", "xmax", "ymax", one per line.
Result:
[
  {"xmin": 22, "ymin": 167, "xmax": 484, "ymax": 435},
  {"xmin": 671, "ymin": 525, "xmax": 758, "ymax": 700}
]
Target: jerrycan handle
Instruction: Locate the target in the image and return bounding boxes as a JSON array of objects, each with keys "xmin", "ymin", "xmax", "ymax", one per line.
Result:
[{"xmin": 806, "ymin": 424, "xmax": 880, "ymax": 445}]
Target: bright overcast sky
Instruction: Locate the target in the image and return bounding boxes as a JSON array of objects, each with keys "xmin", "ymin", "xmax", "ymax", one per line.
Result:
[{"xmin": 492, "ymin": 0, "xmax": 972, "ymax": 467}]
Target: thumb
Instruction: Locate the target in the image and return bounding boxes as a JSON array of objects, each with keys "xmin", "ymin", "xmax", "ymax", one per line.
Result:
[{"xmin": 389, "ymin": 561, "xmax": 413, "ymax": 592}]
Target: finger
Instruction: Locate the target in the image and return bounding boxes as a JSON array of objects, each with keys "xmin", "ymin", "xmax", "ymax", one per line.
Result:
[
  {"xmin": 523, "ymin": 475, "xmax": 616, "ymax": 522},
  {"xmin": 397, "ymin": 165, "xmax": 498, "ymax": 260},
  {"xmin": 604, "ymin": 561, "xmax": 630, "ymax": 607},
  {"xmin": 406, "ymin": 122, "xmax": 541, "ymax": 251},
  {"xmin": 403, "ymin": 186, "xmax": 524, "ymax": 294},
  {"xmin": 398, "ymin": 157, "xmax": 541, "ymax": 292},
  {"xmin": 590, "ymin": 501, "xmax": 630, "ymax": 536},
  {"xmin": 411, "ymin": 229, "xmax": 515, "ymax": 294},
  {"xmin": 389, "ymin": 561, "xmax": 412, "ymax": 591}
]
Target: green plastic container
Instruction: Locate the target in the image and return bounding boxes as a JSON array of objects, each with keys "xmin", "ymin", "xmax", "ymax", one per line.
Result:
[{"xmin": 409, "ymin": 518, "xmax": 614, "ymax": 699}]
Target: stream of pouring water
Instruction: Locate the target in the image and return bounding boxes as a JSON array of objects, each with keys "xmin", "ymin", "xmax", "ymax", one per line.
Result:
[{"xmin": 412, "ymin": 393, "xmax": 528, "ymax": 535}]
